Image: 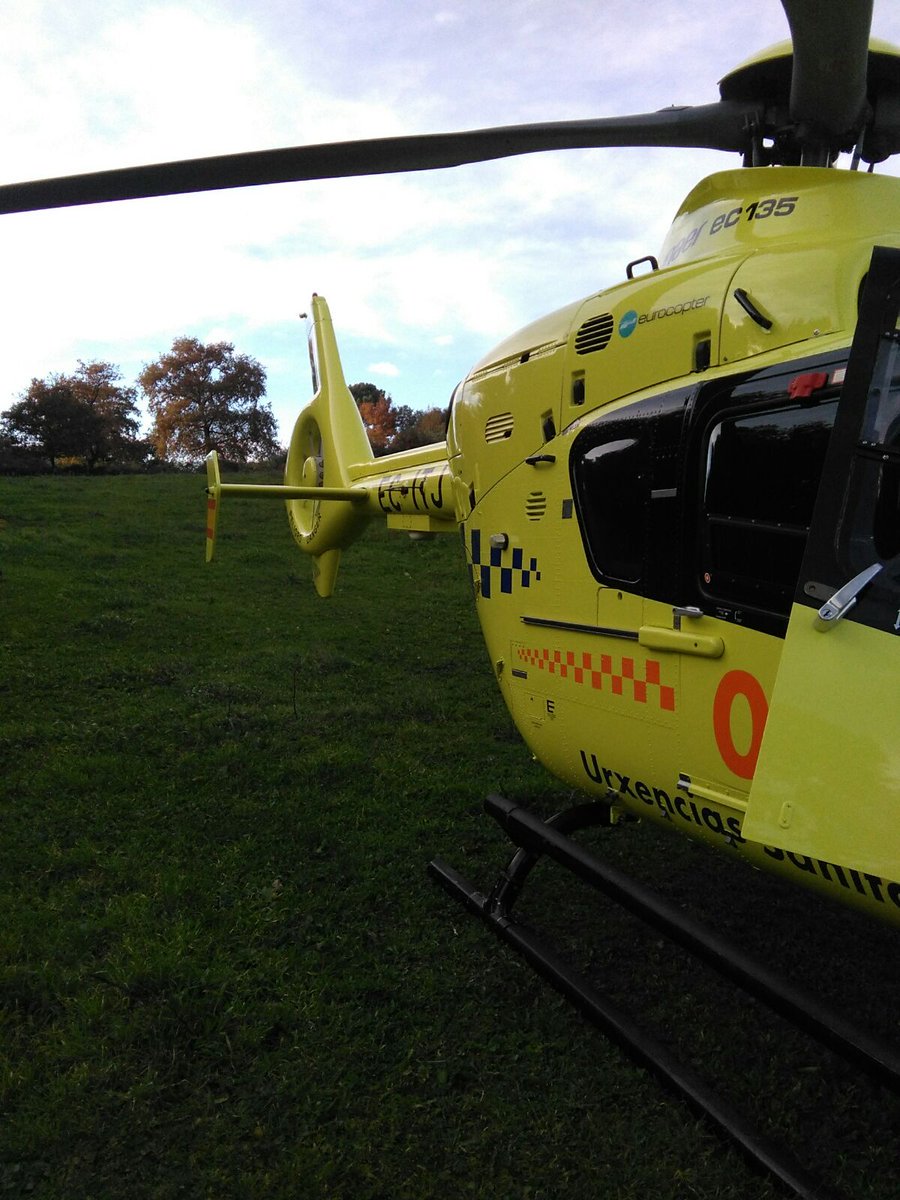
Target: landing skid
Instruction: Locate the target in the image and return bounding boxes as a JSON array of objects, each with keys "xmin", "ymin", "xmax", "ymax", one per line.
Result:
[{"xmin": 429, "ymin": 795, "xmax": 900, "ymax": 1200}]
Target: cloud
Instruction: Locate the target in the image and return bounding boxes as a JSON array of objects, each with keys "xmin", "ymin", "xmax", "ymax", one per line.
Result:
[
  {"xmin": 4, "ymin": 0, "xmax": 900, "ymax": 438},
  {"xmin": 367, "ymin": 362, "xmax": 400, "ymax": 378}
]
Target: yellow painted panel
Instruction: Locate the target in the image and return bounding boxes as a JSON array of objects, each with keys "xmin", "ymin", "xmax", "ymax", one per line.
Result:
[{"xmin": 743, "ymin": 603, "xmax": 900, "ymax": 879}]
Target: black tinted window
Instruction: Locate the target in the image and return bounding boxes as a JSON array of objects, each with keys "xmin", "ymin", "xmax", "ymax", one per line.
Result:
[
  {"xmin": 571, "ymin": 390, "xmax": 688, "ymax": 595},
  {"xmin": 701, "ymin": 401, "xmax": 836, "ymax": 614},
  {"xmin": 576, "ymin": 434, "xmax": 647, "ymax": 583},
  {"xmin": 848, "ymin": 333, "xmax": 900, "ymax": 563}
]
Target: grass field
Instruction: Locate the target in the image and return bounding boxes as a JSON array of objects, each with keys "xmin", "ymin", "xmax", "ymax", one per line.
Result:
[{"xmin": 2, "ymin": 472, "xmax": 899, "ymax": 1200}]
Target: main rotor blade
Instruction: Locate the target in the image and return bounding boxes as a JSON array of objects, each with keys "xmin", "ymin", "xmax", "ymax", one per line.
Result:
[
  {"xmin": 0, "ymin": 103, "xmax": 756, "ymax": 215},
  {"xmin": 781, "ymin": 0, "xmax": 874, "ymax": 141}
]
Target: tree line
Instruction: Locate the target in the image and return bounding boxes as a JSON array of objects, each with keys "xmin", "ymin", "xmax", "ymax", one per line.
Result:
[
  {"xmin": 0, "ymin": 337, "xmax": 447, "ymax": 473},
  {"xmin": 349, "ymin": 382, "xmax": 446, "ymax": 456}
]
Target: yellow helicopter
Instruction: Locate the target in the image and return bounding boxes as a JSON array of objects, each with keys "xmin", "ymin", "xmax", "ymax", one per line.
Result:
[
  {"xmin": 4, "ymin": 0, "xmax": 896, "ymax": 926},
  {"xmin": 217, "ymin": 15, "xmax": 897, "ymax": 931},
  {"xmin": 5, "ymin": 0, "xmax": 900, "ymax": 1186}
]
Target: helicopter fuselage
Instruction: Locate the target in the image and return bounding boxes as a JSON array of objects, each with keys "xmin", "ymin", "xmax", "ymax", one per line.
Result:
[
  {"xmin": 213, "ymin": 164, "xmax": 900, "ymax": 927},
  {"xmin": 443, "ymin": 167, "xmax": 900, "ymax": 925}
]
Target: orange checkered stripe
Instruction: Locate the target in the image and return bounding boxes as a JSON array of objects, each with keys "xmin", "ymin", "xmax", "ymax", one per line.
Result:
[{"xmin": 516, "ymin": 646, "xmax": 676, "ymax": 711}]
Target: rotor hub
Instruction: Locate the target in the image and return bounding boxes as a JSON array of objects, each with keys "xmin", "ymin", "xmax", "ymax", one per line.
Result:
[{"xmin": 719, "ymin": 37, "xmax": 900, "ymax": 165}]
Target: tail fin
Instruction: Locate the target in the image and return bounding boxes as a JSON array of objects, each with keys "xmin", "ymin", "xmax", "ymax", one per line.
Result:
[
  {"xmin": 203, "ymin": 294, "xmax": 455, "ymax": 595},
  {"xmin": 285, "ymin": 295, "xmax": 373, "ymax": 595}
]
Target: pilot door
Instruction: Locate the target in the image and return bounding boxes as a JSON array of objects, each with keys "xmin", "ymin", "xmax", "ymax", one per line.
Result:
[{"xmin": 742, "ymin": 247, "xmax": 900, "ymax": 879}]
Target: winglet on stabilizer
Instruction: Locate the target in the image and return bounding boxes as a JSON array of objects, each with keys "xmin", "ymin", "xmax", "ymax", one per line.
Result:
[{"xmin": 205, "ymin": 450, "xmax": 222, "ymax": 563}]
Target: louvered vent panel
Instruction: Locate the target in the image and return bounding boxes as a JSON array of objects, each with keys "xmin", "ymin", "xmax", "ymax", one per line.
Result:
[
  {"xmin": 575, "ymin": 313, "xmax": 614, "ymax": 355},
  {"xmin": 525, "ymin": 491, "xmax": 547, "ymax": 521},
  {"xmin": 484, "ymin": 412, "xmax": 514, "ymax": 443}
]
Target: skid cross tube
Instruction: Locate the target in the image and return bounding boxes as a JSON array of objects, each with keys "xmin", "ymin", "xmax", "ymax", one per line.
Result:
[
  {"xmin": 428, "ymin": 795, "xmax": 900, "ymax": 1199},
  {"xmin": 429, "ymin": 858, "xmax": 842, "ymax": 1200},
  {"xmin": 483, "ymin": 794, "xmax": 900, "ymax": 1093}
]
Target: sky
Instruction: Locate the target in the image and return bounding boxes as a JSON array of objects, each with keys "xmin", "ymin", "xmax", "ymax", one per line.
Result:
[{"xmin": 3, "ymin": 0, "xmax": 900, "ymax": 444}]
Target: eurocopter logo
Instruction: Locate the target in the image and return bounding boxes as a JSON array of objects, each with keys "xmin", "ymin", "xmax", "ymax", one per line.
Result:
[
  {"xmin": 619, "ymin": 296, "xmax": 709, "ymax": 338},
  {"xmin": 618, "ymin": 310, "xmax": 638, "ymax": 338}
]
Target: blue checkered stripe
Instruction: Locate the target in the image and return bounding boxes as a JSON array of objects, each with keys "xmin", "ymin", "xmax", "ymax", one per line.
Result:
[{"xmin": 469, "ymin": 529, "xmax": 541, "ymax": 599}]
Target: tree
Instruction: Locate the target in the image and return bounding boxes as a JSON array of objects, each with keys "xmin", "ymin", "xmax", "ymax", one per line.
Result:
[
  {"xmin": 1, "ymin": 379, "xmax": 86, "ymax": 469},
  {"xmin": 349, "ymin": 384, "xmax": 446, "ymax": 455},
  {"xmin": 69, "ymin": 361, "xmax": 142, "ymax": 469},
  {"xmin": 140, "ymin": 337, "xmax": 279, "ymax": 463},
  {"xmin": 391, "ymin": 405, "xmax": 447, "ymax": 452},
  {"xmin": 349, "ymin": 382, "xmax": 396, "ymax": 454},
  {"xmin": 1, "ymin": 361, "xmax": 141, "ymax": 470}
]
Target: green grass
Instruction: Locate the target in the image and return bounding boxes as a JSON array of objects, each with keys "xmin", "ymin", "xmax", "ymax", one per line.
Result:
[{"xmin": 1, "ymin": 473, "xmax": 899, "ymax": 1199}]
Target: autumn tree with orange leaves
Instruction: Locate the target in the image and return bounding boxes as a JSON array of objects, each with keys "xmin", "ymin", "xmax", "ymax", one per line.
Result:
[
  {"xmin": 349, "ymin": 383, "xmax": 445, "ymax": 455},
  {"xmin": 141, "ymin": 337, "xmax": 280, "ymax": 463},
  {"xmin": 349, "ymin": 382, "xmax": 396, "ymax": 452}
]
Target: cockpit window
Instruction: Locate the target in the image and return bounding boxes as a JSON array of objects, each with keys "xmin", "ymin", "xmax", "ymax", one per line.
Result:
[
  {"xmin": 844, "ymin": 330, "xmax": 900, "ymax": 565},
  {"xmin": 575, "ymin": 433, "xmax": 647, "ymax": 584},
  {"xmin": 700, "ymin": 400, "xmax": 837, "ymax": 615},
  {"xmin": 570, "ymin": 389, "xmax": 688, "ymax": 594}
]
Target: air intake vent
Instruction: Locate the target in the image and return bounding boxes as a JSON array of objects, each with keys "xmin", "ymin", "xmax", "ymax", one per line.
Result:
[
  {"xmin": 574, "ymin": 314, "xmax": 614, "ymax": 355},
  {"xmin": 485, "ymin": 412, "xmax": 514, "ymax": 443},
  {"xmin": 525, "ymin": 491, "xmax": 547, "ymax": 522}
]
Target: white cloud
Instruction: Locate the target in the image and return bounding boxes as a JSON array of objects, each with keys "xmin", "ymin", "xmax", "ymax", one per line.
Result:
[
  {"xmin": 368, "ymin": 361, "xmax": 400, "ymax": 378},
  {"xmin": 3, "ymin": 0, "xmax": 900, "ymax": 435}
]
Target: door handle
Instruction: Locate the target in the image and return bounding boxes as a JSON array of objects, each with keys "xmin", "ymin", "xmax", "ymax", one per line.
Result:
[
  {"xmin": 639, "ymin": 625, "xmax": 724, "ymax": 657},
  {"xmin": 815, "ymin": 563, "xmax": 883, "ymax": 630},
  {"xmin": 639, "ymin": 605, "xmax": 724, "ymax": 658},
  {"xmin": 672, "ymin": 604, "xmax": 703, "ymax": 631}
]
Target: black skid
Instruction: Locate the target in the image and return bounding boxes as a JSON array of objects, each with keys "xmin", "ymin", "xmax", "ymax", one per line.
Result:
[{"xmin": 429, "ymin": 795, "xmax": 900, "ymax": 1200}]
